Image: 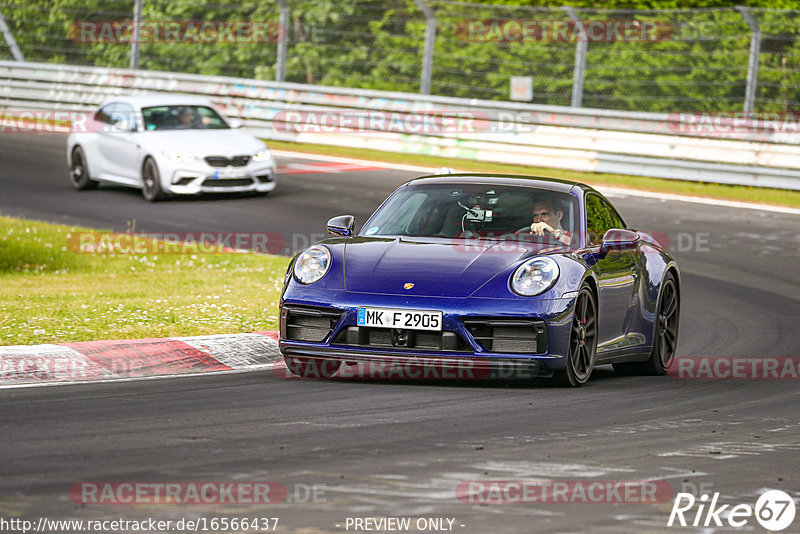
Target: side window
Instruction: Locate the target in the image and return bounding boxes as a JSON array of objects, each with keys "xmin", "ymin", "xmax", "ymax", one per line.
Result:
[
  {"xmin": 605, "ymin": 203, "xmax": 627, "ymax": 230},
  {"xmin": 94, "ymin": 104, "xmax": 116, "ymax": 125},
  {"xmin": 586, "ymin": 194, "xmax": 615, "ymax": 246},
  {"xmin": 110, "ymin": 103, "xmax": 137, "ymax": 131}
]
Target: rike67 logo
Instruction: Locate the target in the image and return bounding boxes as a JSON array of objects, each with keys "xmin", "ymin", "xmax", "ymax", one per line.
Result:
[{"xmin": 668, "ymin": 489, "xmax": 796, "ymax": 531}]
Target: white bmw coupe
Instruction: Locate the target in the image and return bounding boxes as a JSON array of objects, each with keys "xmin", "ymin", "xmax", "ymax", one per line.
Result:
[{"xmin": 67, "ymin": 95, "xmax": 276, "ymax": 201}]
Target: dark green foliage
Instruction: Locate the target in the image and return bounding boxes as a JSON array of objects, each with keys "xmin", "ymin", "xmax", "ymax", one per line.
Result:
[{"xmin": 1, "ymin": 0, "xmax": 798, "ymax": 111}]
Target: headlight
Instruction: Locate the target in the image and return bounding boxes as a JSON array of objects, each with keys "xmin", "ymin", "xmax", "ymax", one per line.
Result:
[
  {"xmin": 170, "ymin": 152, "xmax": 198, "ymax": 164},
  {"xmin": 293, "ymin": 245, "xmax": 331, "ymax": 285},
  {"xmin": 252, "ymin": 149, "xmax": 272, "ymax": 162},
  {"xmin": 510, "ymin": 257, "xmax": 559, "ymax": 296}
]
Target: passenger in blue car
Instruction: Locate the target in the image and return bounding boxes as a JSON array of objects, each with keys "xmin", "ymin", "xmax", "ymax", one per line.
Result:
[{"xmin": 528, "ymin": 198, "xmax": 571, "ymax": 245}]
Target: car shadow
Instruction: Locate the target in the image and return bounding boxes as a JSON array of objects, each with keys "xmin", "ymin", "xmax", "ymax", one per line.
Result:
[
  {"xmin": 94, "ymin": 183, "xmax": 271, "ymax": 202},
  {"xmin": 283, "ymin": 364, "xmax": 622, "ymax": 390}
]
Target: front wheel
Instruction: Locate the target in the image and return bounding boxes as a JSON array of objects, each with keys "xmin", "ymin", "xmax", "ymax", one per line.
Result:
[
  {"xmin": 556, "ymin": 284, "xmax": 598, "ymax": 387},
  {"xmin": 69, "ymin": 146, "xmax": 99, "ymax": 190},
  {"xmin": 141, "ymin": 157, "xmax": 166, "ymax": 202}
]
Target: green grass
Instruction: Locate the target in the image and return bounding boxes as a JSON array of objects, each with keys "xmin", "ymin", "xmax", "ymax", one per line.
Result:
[
  {"xmin": 266, "ymin": 140, "xmax": 800, "ymax": 209},
  {"xmin": 0, "ymin": 215, "xmax": 290, "ymax": 346}
]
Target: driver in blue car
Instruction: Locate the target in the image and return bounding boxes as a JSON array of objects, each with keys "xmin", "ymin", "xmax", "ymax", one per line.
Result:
[{"xmin": 529, "ymin": 198, "xmax": 571, "ymax": 245}]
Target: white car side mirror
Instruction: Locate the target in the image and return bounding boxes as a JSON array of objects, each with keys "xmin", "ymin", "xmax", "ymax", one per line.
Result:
[
  {"xmin": 228, "ymin": 118, "xmax": 244, "ymax": 129},
  {"xmin": 113, "ymin": 120, "xmax": 136, "ymax": 133}
]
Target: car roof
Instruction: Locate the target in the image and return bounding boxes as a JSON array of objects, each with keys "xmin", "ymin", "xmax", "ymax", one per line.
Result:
[
  {"xmin": 407, "ymin": 173, "xmax": 596, "ymax": 195},
  {"xmin": 99, "ymin": 94, "xmax": 215, "ymax": 109}
]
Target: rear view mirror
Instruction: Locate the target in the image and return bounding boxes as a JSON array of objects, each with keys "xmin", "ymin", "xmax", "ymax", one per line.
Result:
[
  {"xmin": 228, "ymin": 118, "xmax": 244, "ymax": 129},
  {"xmin": 327, "ymin": 215, "xmax": 355, "ymax": 237},
  {"xmin": 113, "ymin": 120, "xmax": 136, "ymax": 132}
]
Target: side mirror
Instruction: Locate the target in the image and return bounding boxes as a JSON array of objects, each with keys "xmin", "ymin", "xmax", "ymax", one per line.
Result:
[
  {"xmin": 228, "ymin": 118, "xmax": 244, "ymax": 129},
  {"xmin": 327, "ymin": 215, "xmax": 355, "ymax": 237},
  {"xmin": 113, "ymin": 120, "xmax": 136, "ymax": 132},
  {"xmin": 600, "ymin": 229, "xmax": 639, "ymax": 253}
]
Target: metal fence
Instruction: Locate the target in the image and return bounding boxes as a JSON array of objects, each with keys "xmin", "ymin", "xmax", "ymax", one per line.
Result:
[
  {"xmin": 4, "ymin": 60, "xmax": 800, "ymax": 190},
  {"xmin": 1, "ymin": 0, "xmax": 800, "ymax": 113}
]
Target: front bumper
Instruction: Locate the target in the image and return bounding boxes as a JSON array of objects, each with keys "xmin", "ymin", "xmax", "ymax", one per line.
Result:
[
  {"xmin": 165, "ymin": 162, "xmax": 276, "ymax": 195},
  {"xmin": 280, "ymin": 347, "xmax": 552, "ymax": 380},
  {"xmin": 279, "ymin": 289, "xmax": 577, "ymax": 376}
]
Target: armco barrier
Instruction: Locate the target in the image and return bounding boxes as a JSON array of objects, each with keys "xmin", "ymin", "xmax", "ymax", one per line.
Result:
[{"xmin": 2, "ymin": 60, "xmax": 800, "ymax": 190}]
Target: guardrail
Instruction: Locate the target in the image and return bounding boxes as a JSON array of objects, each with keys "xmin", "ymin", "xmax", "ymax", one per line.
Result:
[{"xmin": 3, "ymin": 60, "xmax": 800, "ymax": 190}]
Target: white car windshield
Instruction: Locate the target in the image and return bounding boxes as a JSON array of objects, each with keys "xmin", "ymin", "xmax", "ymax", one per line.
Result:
[{"xmin": 142, "ymin": 105, "xmax": 229, "ymax": 131}]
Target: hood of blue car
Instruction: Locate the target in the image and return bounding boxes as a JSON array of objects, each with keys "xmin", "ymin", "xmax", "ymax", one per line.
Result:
[{"xmin": 343, "ymin": 236, "xmax": 553, "ymax": 297}]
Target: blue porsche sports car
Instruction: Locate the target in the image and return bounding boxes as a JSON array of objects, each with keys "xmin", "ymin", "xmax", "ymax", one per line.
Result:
[{"xmin": 279, "ymin": 174, "xmax": 680, "ymax": 386}]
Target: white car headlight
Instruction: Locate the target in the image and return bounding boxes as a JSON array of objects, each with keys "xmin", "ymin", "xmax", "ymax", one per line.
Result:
[
  {"xmin": 293, "ymin": 245, "xmax": 331, "ymax": 285},
  {"xmin": 510, "ymin": 257, "xmax": 560, "ymax": 296},
  {"xmin": 170, "ymin": 152, "xmax": 198, "ymax": 164},
  {"xmin": 252, "ymin": 149, "xmax": 272, "ymax": 163}
]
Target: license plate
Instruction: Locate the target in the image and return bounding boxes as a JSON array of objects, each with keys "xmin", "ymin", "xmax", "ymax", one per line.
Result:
[
  {"xmin": 213, "ymin": 170, "xmax": 240, "ymax": 179},
  {"xmin": 357, "ymin": 307, "xmax": 442, "ymax": 331}
]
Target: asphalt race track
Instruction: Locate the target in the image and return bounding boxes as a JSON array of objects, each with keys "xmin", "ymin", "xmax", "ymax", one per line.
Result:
[{"xmin": 1, "ymin": 133, "xmax": 800, "ymax": 533}]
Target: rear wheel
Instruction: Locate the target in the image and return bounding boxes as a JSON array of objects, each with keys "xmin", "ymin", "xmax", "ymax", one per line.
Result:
[
  {"xmin": 614, "ymin": 273, "xmax": 679, "ymax": 376},
  {"xmin": 69, "ymin": 146, "xmax": 98, "ymax": 190},
  {"xmin": 141, "ymin": 157, "xmax": 165, "ymax": 202},
  {"xmin": 556, "ymin": 284, "xmax": 598, "ymax": 387},
  {"xmin": 284, "ymin": 356, "xmax": 341, "ymax": 379}
]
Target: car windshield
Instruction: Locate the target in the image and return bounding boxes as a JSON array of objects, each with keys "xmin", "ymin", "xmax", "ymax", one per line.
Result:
[
  {"xmin": 361, "ymin": 182, "xmax": 579, "ymax": 247},
  {"xmin": 141, "ymin": 105, "xmax": 229, "ymax": 131}
]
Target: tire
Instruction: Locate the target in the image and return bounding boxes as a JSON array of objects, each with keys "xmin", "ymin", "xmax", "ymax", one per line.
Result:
[
  {"xmin": 141, "ymin": 157, "xmax": 166, "ymax": 202},
  {"xmin": 614, "ymin": 272, "xmax": 679, "ymax": 376},
  {"xmin": 284, "ymin": 356, "xmax": 341, "ymax": 379},
  {"xmin": 69, "ymin": 146, "xmax": 99, "ymax": 190},
  {"xmin": 556, "ymin": 283, "xmax": 598, "ymax": 387}
]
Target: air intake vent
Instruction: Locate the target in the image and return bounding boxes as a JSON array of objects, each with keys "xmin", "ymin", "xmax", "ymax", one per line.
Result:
[
  {"xmin": 332, "ymin": 327, "xmax": 468, "ymax": 352},
  {"xmin": 202, "ymin": 178, "xmax": 253, "ymax": 187},
  {"xmin": 281, "ymin": 306, "xmax": 341, "ymax": 343},
  {"xmin": 464, "ymin": 319, "xmax": 547, "ymax": 354}
]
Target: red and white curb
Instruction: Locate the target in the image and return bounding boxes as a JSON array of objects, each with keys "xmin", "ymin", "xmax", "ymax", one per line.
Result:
[{"xmin": 0, "ymin": 332, "xmax": 281, "ymax": 389}]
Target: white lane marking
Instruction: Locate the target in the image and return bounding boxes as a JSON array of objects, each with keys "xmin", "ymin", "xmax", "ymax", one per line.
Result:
[
  {"xmin": 658, "ymin": 440, "xmax": 800, "ymax": 460},
  {"xmin": 470, "ymin": 461, "xmax": 633, "ymax": 478},
  {"xmin": 0, "ymin": 364, "xmax": 277, "ymax": 390},
  {"xmin": 271, "ymin": 150, "xmax": 434, "ymax": 173},
  {"xmin": 271, "ymin": 149, "xmax": 800, "ymax": 215},
  {"xmin": 0, "ymin": 344, "xmax": 106, "ymax": 384},
  {"xmin": 597, "ymin": 186, "xmax": 800, "ymax": 216}
]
